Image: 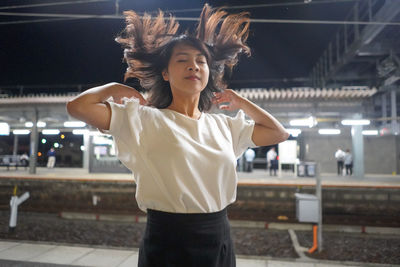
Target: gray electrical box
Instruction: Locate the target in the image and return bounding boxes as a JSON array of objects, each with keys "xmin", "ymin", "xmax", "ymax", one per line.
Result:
[{"xmin": 295, "ymin": 193, "xmax": 319, "ymax": 223}]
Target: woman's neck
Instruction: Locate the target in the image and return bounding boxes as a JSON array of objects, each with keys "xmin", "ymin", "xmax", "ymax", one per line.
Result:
[{"xmin": 167, "ymin": 96, "xmax": 201, "ymax": 119}]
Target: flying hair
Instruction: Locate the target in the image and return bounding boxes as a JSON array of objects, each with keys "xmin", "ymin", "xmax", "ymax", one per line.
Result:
[{"xmin": 115, "ymin": 4, "xmax": 251, "ymax": 110}]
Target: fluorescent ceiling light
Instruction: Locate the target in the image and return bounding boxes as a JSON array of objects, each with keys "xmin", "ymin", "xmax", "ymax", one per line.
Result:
[
  {"xmin": 13, "ymin": 129, "xmax": 30, "ymax": 135},
  {"xmin": 287, "ymin": 129, "xmax": 301, "ymax": 137},
  {"xmin": 0, "ymin": 122, "xmax": 10, "ymax": 136},
  {"xmin": 289, "ymin": 116, "xmax": 317, "ymax": 128},
  {"xmin": 89, "ymin": 130, "xmax": 110, "ymax": 137},
  {"xmin": 64, "ymin": 121, "xmax": 86, "ymax": 127},
  {"xmin": 25, "ymin": 121, "xmax": 46, "ymax": 127},
  {"xmin": 73, "ymin": 129, "xmax": 89, "ymax": 135},
  {"xmin": 341, "ymin": 119, "xmax": 370, "ymax": 126},
  {"xmin": 93, "ymin": 135, "xmax": 113, "ymax": 145},
  {"xmin": 89, "ymin": 131, "xmax": 101, "ymax": 136},
  {"xmin": 318, "ymin": 129, "xmax": 341, "ymax": 135},
  {"xmin": 42, "ymin": 129, "xmax": 60, "ymax": 135},
  {"xmin": 37, "ymin": 121, "xmax": 46, "ymax": 127},
  {"xmin": 362, "ymin": 130, "xmax": 378, "ymax": 136}
]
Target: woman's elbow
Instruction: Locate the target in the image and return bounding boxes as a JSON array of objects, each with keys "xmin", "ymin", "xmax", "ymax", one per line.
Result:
[
  {"xmin": 66, "ymin": 99, "xmax": 81, "ymax": 118},
  {"xmin": 274, "ymin": 130, "xmax": 290, "ymax": 144},
  {"xmin": 281, "ymin": 130, "xmax": 290, "ymax": 142}
]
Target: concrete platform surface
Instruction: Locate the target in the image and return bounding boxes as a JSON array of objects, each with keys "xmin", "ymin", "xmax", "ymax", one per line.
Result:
[
  {"xmin": 0, "ymin": 240, "xmax": 394, "ymax": 267},
  {"xmin": 1, "ymin": 167, "xmax": 400, "ymax": 188}
]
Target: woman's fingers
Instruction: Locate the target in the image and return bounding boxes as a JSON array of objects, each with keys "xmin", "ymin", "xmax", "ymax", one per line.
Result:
[
  {"xmin": 139, "ymin": 95, "xmax": 148, "ymax": 105},
  {"xmin": 213, "ymin": 89, "xmax": 240, "ymax": 111}
]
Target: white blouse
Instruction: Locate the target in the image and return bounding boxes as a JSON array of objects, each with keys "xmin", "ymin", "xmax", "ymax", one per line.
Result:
[{"xmin": 105, "ymin": 98, "xmax": 257, "ymax": 213}]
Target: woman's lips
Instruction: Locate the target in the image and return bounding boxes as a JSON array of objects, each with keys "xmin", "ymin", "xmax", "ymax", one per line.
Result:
[{"xmin": 185, "ymin": 76, "xmax": 200, "ymax": 81}]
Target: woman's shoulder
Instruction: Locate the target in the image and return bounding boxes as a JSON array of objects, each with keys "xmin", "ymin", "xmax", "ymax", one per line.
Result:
[
  {"xmin": 205, "ymin": 111, "xmax": 230, "ymax": 123},
  {"xmin": 207, "ymin": 110, "xmax": 246, "ymax": 122},
  {"xmin": 116, "ymin": 98, "xmax": 160, "ymax": 114},
  {"xmin": 206, "ymin": 111, "xmax": 230, "ymax": 119}
]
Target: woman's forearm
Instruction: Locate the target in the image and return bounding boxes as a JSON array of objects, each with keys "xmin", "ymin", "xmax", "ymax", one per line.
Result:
[
  {"xmin": 238, "ymin": 97, "xmax": 288, "ymax": 135},
  {"xmin": 66, "ymin": 82, "xmax": 146, "ymax": 130},
  {"xmin": 66, "ymin": 83, "xmax": 121, "ymax": 129},
  {"xmin": 68, "ymin": 82, "xmax": 121, "ymax": 107}
]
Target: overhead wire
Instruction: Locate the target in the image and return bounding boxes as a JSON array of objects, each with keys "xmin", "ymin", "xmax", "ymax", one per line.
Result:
[
  {"xmin": 156, "ymin": 0, "xmax": 359, "ymax": 14},
  {"xmin": 0, "ymin": 0, "xmax": 111, "ymax": 25},
  {"xmin": 0, "ymin": 17, "xmax": 79, "ymax": 25},
  {"xmin": 0, "ymin": 0, "xmax": 399, "ymax": 27},
  {"xmin": 0, "ymin": 0, "xmax": 111, "ymax": 10},
  {"xmin": 0, "ymin": 0, "xmax": 362, "ymax": 26},
  {"xmin": 0, "ymin": 11, "xmax": 400, "ymax": 26}
]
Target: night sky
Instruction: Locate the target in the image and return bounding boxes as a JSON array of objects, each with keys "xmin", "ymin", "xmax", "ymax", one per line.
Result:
[{"xmin": 0, "ymin": 0, "xmax": 356, "ymax": 89}]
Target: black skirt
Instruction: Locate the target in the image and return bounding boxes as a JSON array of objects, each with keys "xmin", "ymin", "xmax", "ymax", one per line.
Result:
[{"xmin": 138, "ymin": 208, "xmax": 236, "ymax": 267}]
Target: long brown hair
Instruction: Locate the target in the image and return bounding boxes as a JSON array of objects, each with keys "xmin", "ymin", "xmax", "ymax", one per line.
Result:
[{"xmin": 116, "ymin": 4, "xmax": 250, "ymax": 111}]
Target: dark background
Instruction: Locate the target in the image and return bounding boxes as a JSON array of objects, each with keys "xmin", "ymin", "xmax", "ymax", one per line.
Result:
[{"xmin": 0, "ymin": 0, "xmax": 356, "ymax": 89}]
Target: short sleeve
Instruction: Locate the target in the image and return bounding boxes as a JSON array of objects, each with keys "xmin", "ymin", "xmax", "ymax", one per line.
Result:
[
  {"xmin": 101, "ymin": 97, "xmax": 144, "ymax": 169},
  {"xmin": 226, "ymin": 109, "xmax": 257, "ymax": 159}
]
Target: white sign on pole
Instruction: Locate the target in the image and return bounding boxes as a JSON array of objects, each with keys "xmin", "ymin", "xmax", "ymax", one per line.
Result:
[{"xmin": 278, "ymin": 140, "xmax": 297, "ymax": 164}]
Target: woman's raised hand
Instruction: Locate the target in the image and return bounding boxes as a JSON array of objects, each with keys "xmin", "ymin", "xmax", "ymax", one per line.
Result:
[{"xmin": 212, "ymin": 89, "xmax": 244, "ymax": 111}]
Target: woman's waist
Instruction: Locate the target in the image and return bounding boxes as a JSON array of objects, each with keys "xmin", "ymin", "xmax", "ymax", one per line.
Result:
[{"xmin": 146, "ymin": 207, "xmax": 228, "ymax": 226}]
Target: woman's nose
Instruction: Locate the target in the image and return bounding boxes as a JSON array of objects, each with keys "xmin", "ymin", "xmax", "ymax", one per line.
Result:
[{"xmin": 187, "ymin": 61, "xmax": 199, "ymax": 72}]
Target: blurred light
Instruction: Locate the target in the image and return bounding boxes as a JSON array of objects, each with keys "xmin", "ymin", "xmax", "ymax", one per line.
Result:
[
  {"xmin": 25, "ymin": 121, "xmax": 46, "ymax": 127},
  {"xmin": 37, "ymin": 121, "xmax": 46, "ymax": 127},
  {"xmin": 38, "ymin": 152, "xmax": 42, "ymax": 157},
  {"xmin": 73, "ymin": 129, "xmax": 89, "ymax": 135},
  {"xmin": 61, "ymin": 134, "xmax": 65, "ymax": 139},
  {"xmin": 318, "ymin": 129, "xmax": 341, "ymax": 135},
  {"xmin": 287, "ymin": 129, "xmax": 301, "ymax": 137},
  {"xmin": 93, "ymin": 135, "xmax": 113, "ymax": 145},
  {"xmin": 54, "ymin": 143, "xmax": 59, "ymax": 148},
  {"xmin": 13, "ymin": 129, "xmax": 30, "ymax": 135},
  {"xmin": 362, "ymin": 130, "xmax": 378, "ymax": 136},
  {"xmin": 341, "ymin": 119, "xmax": 370, "ymax": 126},
  {"xmin": 41, "ymin": 138, "xmax": 47, "ymax": 144},
  {"xmin": 42, "ymin": 129, "xmax": 60, "ymax": 135},
  {"xmin": 0, "ymin": 122, "xmax": 10, "ymax": 136},
  {"xmin": 289, "ymin": 116, "xmax": 317, "ymax": 128},
  {"xmin": 80, "ymin": 145, "xmax": 85, "ymax": 151},
  {"xmin": 89, "ymin": 130, "xmax": 105, "ymax": 136},
  {"xmin": 64, "ymin": 121, "xmax": 86, "ymax": 127}
]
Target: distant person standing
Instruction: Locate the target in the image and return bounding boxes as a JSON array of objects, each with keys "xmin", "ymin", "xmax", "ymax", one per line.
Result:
[
  {"xmin": 344, "ymin": 149, "xmax": 353, "ymax": 176},
  {"xmin": 244, "ymin": 148, "xmax": 256, "ymax": 172},
  {"xmin": 20, "ymin": 153, "xmax": 29, "ymax": 170},
  {"xmin": 335, "ymin": 148, "xmax": 345, "ymax": 176},
  {"xmin": 267, "ymin": 147, "xmax": 277, "ymax": 176},
  {"xmin": 47, "ymin": 148, "xmax": 56, "ymax": 168}
]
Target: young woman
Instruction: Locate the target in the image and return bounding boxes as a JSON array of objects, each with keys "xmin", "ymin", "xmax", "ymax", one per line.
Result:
[{"xmin": 67, "ymin": 4, "xmax": 289, "ymax": 267}]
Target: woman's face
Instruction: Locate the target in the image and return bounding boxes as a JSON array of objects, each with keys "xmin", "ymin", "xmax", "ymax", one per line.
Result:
[{"xmin": 162, "ymin": 43, "xmax": 210, "ymax": 96}]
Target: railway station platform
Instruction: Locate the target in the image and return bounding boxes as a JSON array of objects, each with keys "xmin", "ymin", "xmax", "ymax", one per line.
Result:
[
  {"xmin": 0, "ymin": 240, "xmax": 389, "ymax": 267},
  {"xmin": 1, "ymin": 167, "xmax": 400, "ymax": 187}
]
